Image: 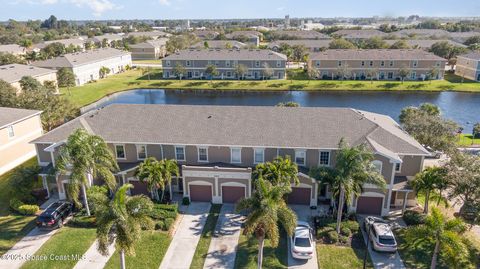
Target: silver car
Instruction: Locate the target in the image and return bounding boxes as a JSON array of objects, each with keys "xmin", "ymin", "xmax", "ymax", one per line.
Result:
[
  {"xmin": 291, "ymin": 221, "xmax": 315, "ymax": 259},
  {"xmin": 368, "ymin": 222, "xmax": 397, "ymax": 253}
]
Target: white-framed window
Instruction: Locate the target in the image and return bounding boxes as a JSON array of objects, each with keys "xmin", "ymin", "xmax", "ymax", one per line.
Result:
[
  {"xmin": 7, "ymin": 125, "xmax": 14, "ymax": 138},
  {"xmin": 185, "ymin": 60, "xmax": 191, "ymax": 66},
  {"xmin": 389, "ymin": 61, "xmax": 394, "ymax": 67},
  {"xmin": 295, "ymin": 150, "xmax": 306, "ymax": 166},
  {"xmin": 380, "ymin": 61, "xmax": 385, "ymax": 67},
  {"xmin": 194, "ymin": 71, "xmax": 199, "ymax": 77},
  {"xmin": 115, "ymin": 144, "xmax": 126, "ymax": 159},
  {"xmin": 316, "ymin": 61, "xmax": 321, "ymax": 67},
  {"xmin": 166, "ymin": 60, "xmax": 171, "ymax": 66},
  {"xmin": 436, "ymin": 61, "xmax": 441, "ymax": 67},
  {"xmin": 395, "ymin": 162, "xmax": 402, "ymax": 173},
  {"xmin": 411, "ymin": 71, "xmax": 417, "ymax": 80},
  {"xmin": 175, "ymin": 146, "xmax": 185, "ymax": 161},
  {"xmin": 226, "ymin": 71, "xmax": 232, "ymax": 77},
  {"xmin": 412, "ymin": 60, "xmax": 418, "ymax": 67},
  {"xmin": 319, "ymin": 151, "xmax": 330, "ymax": 166},
  {"xmin": 369, "ymin": 61, "xmax": 374, "ymax": 67},
  {"xmin": 255, "ymin": 61, "xmax": 260, "ymax": 67},
  {"xmin": 225, "ymin": 60, "xmax": 230, "ymax": 67},
  {"xmin": 198, "ymin": 146, "xmax": 208, "ymax": 162},
  {"xmin": 338, "ymin": 61, "xmax": 342, "ymax": 67},
  {"xmin": 361, "ymin": 61, "xmax": 365, "ymax": 66},
  {"xmin": 230, "ymin": 147, "xmax": 242, "ymax": 163},
  {"xmin": 276, "ymin": 60, "xmax": 282, "ymax": 67},
  {"xmin": 136, "ymin": 144, "xmax": 147, "ymax": 160},
  {"xmin": 253, "ymin": 148, "xmax": 264, "ymax": 164},
  {"xmin": 215, "ymin": 60, "xmax": 219, "ymax": 66},
  {"xmin": 372, "ymin": 160, "xmax": 383, "ymax": 174}
]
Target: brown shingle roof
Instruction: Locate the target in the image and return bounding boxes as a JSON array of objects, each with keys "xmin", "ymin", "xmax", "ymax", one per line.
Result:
[
  {"xmin": 0, "ymin": 107, "xmax": 41, "ymax": 129},
  {"xmin": 309, "ymin": 49, "xmax": 446, "ymax": 61},
  {"xmin": 32, "ymin": 104, "xmax": 428, "ymax": 156}
]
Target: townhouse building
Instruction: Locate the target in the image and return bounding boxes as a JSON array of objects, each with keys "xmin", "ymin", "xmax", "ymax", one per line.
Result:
[
  {"xmin": 130, "ymin": 39, "xmax": 168, "ymax": 60},
  {"xmin": 0, "ymin": 44, "xmax": 27, "ymax": 56},
  {"xmin": 0, "ymin": 107, "xmax": 43, "ymax": 175},
  {"xmin": 31, "ymin": 48, "xmax": 132, "ymax": 86},
  {"xmin": 32, "ymin": 104, "xmax": 428, "ymax": 216},
  {"xmin": 272, "ymin": 30, "xmax": 331, "ymax": 40},
  {"xmin": 332, "ymin": 29, "xmax": 388, "ymax": 40},
  {"xmin": 384, "ymin": 39, "xmax": 466, "ymax": 50},
  {"xmin": 0, "ymin": 64, "xmax": 58, "ymax": 93},
  {"xmin": 309, "ymin": 49, "xmax": 447, "ymax": 81},
  {"xmin": 455, "ymin": 52, "xmax": 480, "ymax": 81},
  {"xmin": 190, "ymin": 40, "xmax": 247, "ymax": 50},
  {"xmin": 34, "ymin": 38, "xmax": 86, "ymax": 51},
  {"xmin": 268, "ymin": 40, "xmax": 331, "ymax": 52},
  {"xmin": 161, "ymin": 49, "xmax": 287, "ymax": 80}
]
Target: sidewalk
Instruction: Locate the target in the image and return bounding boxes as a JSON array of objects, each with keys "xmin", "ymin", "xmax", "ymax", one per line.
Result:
[
  {"xmin": 203, "ymin": 204, "xmax": 244, "ymax": 269},
  {"xmin": 73, "ymin": 239, "xmax": 116, "ymax": 269},
  {"xmin": 159, "ymin": 202, "xmax": 211, "ymax": 269}
]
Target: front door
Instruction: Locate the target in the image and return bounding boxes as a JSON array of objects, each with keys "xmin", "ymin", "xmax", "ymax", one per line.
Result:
[{"xmin": 390, "ymin": 191, "xmax": 397, "ymax": 205}]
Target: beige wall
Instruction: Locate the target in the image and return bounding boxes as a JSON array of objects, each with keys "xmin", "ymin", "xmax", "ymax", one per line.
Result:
[
  {"xmin": 455, "ymin": 57, "xmax": 480, "ymax": 81},
  {"xmin": 396, "ymin": 155, "xmax": 423, "ymax": 177},
  {"xmin": 0, "ymin": 114, "xmax": 43, "ymax": 175},
  {"xmin": 10, "ymin": 72, "xmax": 58, "ymax": 94}
]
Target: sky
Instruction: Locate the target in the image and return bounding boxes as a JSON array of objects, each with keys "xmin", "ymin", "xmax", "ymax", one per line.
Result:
[{"xmin": 1, "ymin": 0, "xmax": 480, "ymax": 21}]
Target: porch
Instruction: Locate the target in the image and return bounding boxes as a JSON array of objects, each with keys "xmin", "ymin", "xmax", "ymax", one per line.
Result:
[{"xmin": 389, "ymin": 176, "xmax": 416, "ymax": 214}]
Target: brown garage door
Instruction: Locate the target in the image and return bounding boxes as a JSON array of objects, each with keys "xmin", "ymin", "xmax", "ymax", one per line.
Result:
[
  {"xmin": 189, "ymin": 185, "xmax": 212, "ymax": 202},
  {"xmin": 288, "ymin": 187, "xmax": 311, "ymax": 205},
  {"xmin": 129, "ymin": 181, "xmax": 150, "ymax": 196},
  {"xmin": 222, "ymin": 186, "xmax": 245, "ymax": 203},
  {"xmin": 357, "ymin": 196, "xmax": 383, "ymax": 215}
]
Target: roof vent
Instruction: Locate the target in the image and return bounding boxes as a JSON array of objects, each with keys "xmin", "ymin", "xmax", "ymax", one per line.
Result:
[{"xmin": 207, "ymin": 115, "xmax": 212, "ymax": 119}]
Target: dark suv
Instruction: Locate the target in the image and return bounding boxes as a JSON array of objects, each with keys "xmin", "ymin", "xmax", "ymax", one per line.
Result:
[{"xmin": 36, "ymin": 201, "xmax": 73, "ymax": 229}]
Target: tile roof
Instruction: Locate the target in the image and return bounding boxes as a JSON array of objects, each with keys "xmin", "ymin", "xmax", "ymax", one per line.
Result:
[
  {"xmin": 32, "ymin": 104, "xmax": 429, "ymax": 156},
  {"xmin": 31, "ymin": 48, "xmax": 131, "ymax": 68},
  {"xmin": 162, "ymin": 49, "xmax": 287, "ymax": 61},
  {"xmin": 0, "ymin": 64, "xmax": 57, "ymax": 83},
  {"xmin": 309, "ymin": 49, "xmax": 446, "ymax": 61},
  {"xmin": 0, "ymin": 107, "xmax": 41, "ymax": 129}
]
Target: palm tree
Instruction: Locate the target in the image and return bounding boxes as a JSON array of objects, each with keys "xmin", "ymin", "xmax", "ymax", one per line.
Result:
[
  {"xmin": 236, "ymin": 177, "xmax": 297, "ymax": 269},
  {"xmin": 411, "ymin": 166, "xmax": 448, "ymax": 214},
  {"xmin": 405, "ymin": 208, "xmax": 467, "ymax": 269},
  {"xmin": 96, "ymin": 184, "xmax": 154, "ymax": 269},
  {"xmin": 253, "ymin": 156, "xmax": 299, "ymax": 190},
  {"xmin": 56, "ymin": 128, "xmax": 119, "ymax": 216},
  {"xmin": 310, "ymin": 139, "xmax": 386, "ymax": 234},
  {"xmin": 135, "ymin": 157, "xmax": 179, "ymax": 202}
]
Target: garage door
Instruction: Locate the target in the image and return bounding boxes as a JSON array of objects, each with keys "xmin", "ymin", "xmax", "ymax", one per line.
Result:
[
  {"xmin": 357, "ymin": 196, "xmax": 383, "ymax": 215},
  {"xmin": 222, "ymin": 186, "xmax": 245, "ymax": 203},
  {"xmin": 189, "ymin": 185, "xmax": 212, "ymax": 202},
  {"xmin": 129, "ymin": 181, "xmax": 150, "ymax": 196},
  {"xmin": 287, "ymin": 187, "xmax": 311, "ymax": 205}
]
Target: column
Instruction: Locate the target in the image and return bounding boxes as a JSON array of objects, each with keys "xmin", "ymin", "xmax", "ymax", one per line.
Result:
[
  {"xmin": 402, "ymin": 192, "xmax": 408, "ymax": 214},
  {"xmin": 41, "ymin": 175, "xmax": 50, "ymax": 198}
]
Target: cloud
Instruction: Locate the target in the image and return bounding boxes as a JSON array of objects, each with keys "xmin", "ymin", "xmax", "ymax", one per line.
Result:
[
  {"xmin": 71, "ymin": 0, "xmax": 120, "ymax": 17},
  {"xmin": 159, "ymin": 0, "xmax": 171, "ymax": 6},
  {"xmin": 277, "ymin": 6, "xmax": 285, "ymax": 11}
]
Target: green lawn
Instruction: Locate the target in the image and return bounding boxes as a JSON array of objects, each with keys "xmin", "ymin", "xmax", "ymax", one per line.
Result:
[
  {"xmin": 316, "ymin": 244, "xmax": 373, "ymax": 269},
  {"xmin": 21, "ymin": 227, "xmax": 97, "ymax": 269},
  {"xmin": 104, "ymin": 231, "xmax": 171, "ymax": 269},
  {"xmin": 190, "ymin": 204, "xmax": 222, "ymax": 269},
  {"xmin": 0, "ymin": 158, "xmax": 40, "ymax": 255},
  {"xmin": 234, "ymin": 229, "xmax": 288, "ymax": 269},
  {"xmin": 132, "ymin": 59, "xmax": 162, "ymax": 65},
  {"xmin": 61, "ymin": 69, "xmax": 480, "ymax": 108},
  {"xmin": 457, "ymin": 134, "xmax": 480, "ymax": 146}
]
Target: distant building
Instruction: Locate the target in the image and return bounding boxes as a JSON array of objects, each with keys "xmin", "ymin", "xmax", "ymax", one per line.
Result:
[
  {"xmin": 285, "ymin": 15, "xmax": 290, "ymax": 29},
  {"xmin": 34, "ymin": 38, "xmax": 86, "ymax": 51},
  {"xmin": 31, "ymin": 48, "xmax": 131, "ymax": 86},
  {"xmin": 448, "ymin": 31, "xmax": 480, "ymax": 43},
  {"xmin": 130, "ymin": 39, "xmax": 168, "ymax": 60},
  {"xmin": 384, "ymin": 39, "xmax": 466, "ymax": 50},
  {"xmin": 0, "ymin": 64, "xmax": 58, "ymax": 93},
  {"xmin": 191, "ymin": 30, "xmax": 220, "ymax": 40},
  {"xmin": 301, "ymin": 20, "xmax": 325, "ymax": 31},
  {"xmin": 162, "ymin": 49, "xmax": 287, "ymax": 80},
  {"xmin": 332, "ymin": 29, "xmax": 388, "ymax": 40},
  {"xmin": 393, "ymin": 29, "xmax": 450, "ymax": 39},
  {"xmin": 268, "ymin": 40, "xmax": 331, "ymax": 52},
  {"xmin": 225, "ymin": 31, "xmax": 263, "ymax": 46},
  {"xmin": 0, "ymin": 107, "xmax": 42, "ymax": 175},
  {"xmin": 309, "ymin": 49, "xmax": 446, "ymax": 80},
  {"xmin": 273, "ymin": 30, "xmax": 330, "ymax": 40},
  {"xmin": 127, "ymin": 31, "xmax": 171, "ymax": 39},
  {"xmin": 455, "ymin": 52, "xmax": 480, "ymax": 82},
  {"xmin": 190, "ymin": 40, "xmax": 247, "ymax": 50},
  {"xmin": 87, "ymin": 34, "xmax": 124, "ymax": 47},
  {"xmin": 0, "ymin": 44, "xmax": 26, "ymax": 56}
]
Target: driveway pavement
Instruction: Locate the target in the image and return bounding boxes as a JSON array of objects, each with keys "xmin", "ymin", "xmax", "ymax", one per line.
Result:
[
  {"xmin": 73, "ymin": 239, "xmax": 115, "ymax": 269},
  {"xmin": 288, "ymin": 205, "xmax": 318, "ymax": 269},
  {"xmin": 357, "ymin": 215, "xmax": 406, "ymax": 269},
  {"xmin": 203, "ymin": 204, "xmax": 244, "ymax": 269},
  {"xmin": 159, "ymin": 202, "xmax": 211, "ymax": 269},
  {"xmin": 0, "ymin": 227, "xmax": 59, "ymax": 269}
]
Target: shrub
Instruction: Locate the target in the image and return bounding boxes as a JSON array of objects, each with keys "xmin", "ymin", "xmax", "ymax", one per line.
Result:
[
  {"xmin": 9, "ymin": 165, "xmax": 42, "ymax": 203},
  {"xmin": 149, "ymin": 205, "xmax": 178, "ymax": 220},
  {"xmin": 164, "ymin": 218, "xmax": 175, "ymax": 231},
  {"xmin": 69, "ymin": 215, "xmax": 96, "ymax": 228},
  {"xmin": 403, "ymin": 210, "xmax": 427, "ymax": 226},
  {"xmin": 182, "ymin": 197, "xmax": 190, "ymax": 205},
  {"xmin": 339, "ymin": 235, "xmax": 349, "ymax": 244},
  {"xmin": 17, "ymin": 204, "xmax": 39, "ymax": 215},
  {"xmin": 340, "ymin": 226, "xmax": 352, "ymax": 237},
  {"xmin": 326, "ymin": 230, "xmax": 339, "ymax": 244},
  {"xmin": 154, "ymin": 220, "xmax": 165, "ymax": 230},
  {"xmin": 342, "ymin": 220, "xmax": 360, "ymax": 232},
  {"xmin": 153, "ymin": 203, "xmax": 178, "ymax": 213},
  {"xmin": 9, "ymin": 198, "xmax": 24, "ymax": 211},
  {"xmin": 86, "ymin": 185, "xmax": 109, "ymax": 215}
]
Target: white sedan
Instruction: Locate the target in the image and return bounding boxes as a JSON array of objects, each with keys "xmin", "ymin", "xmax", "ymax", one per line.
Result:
[{"xmin": 290, "ymin": 221, "xmax": 315, "ymax": 260}]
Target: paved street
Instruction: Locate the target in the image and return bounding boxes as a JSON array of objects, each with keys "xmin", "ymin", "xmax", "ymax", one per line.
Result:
[
  {"xmin": 203, "ymin": 204, "xmax": 244, "ymax": 269},
  {"xmin": 159, "ymin": 202, "xmax": 211, "ymax": 269}
]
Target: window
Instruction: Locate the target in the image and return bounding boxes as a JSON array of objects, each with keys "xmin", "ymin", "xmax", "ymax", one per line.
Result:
[
  {"xmin": 411, "ymin": 71, "xmax": 416, "ymax": 80},
  {"xmin": 136, "ymin": 145, "xmax": 147, "ymax": 160},
  {"xmin": 276, "ymin": 60, "xmax": 282, "ymax": 67},
  {"xmin": 254, "ymin": 148, "xmax": 264, "ymax": 164},
  {"xmin": 338, "ymin": 61, "xmax": 342, "ymax": 67},
  {"xmin": 226, "ymin": 71, "xmax": 232, "ymax": 77},
  {"xmin": 7, "ymin": 125, "xmax": 14, "ymax": 138},
  {"xmin": 215, "ymin": 61, "xmax": 219, "ymax": 66},
  {"xmin": 225, "ymin": 60, "xmax": 230, "ymax": 67},
  {"xmin": 395, "ymin": 162, "xmax": 402, "ymax": 173},
  {"xmin": 295, "ymin": 150, "xmax": 306, "ymax": 166},
  {"xmin": 166, "ymin": 60, "xmax": 171, "ymax": 66},
  {"xmin": 115, "ymin": 144, "xmax": 126, "ymax": 159},
  {"xmin": 387, "ymin": 72, "xmax": 394, "ymax": 79},
  {"xmin": 319, "ymin": 151, "xmax": 330, "ymax": 166},
  {"xmin": 231, "ymin": 148, "xmax": 241, "ymax": 163},
  {"xmin": 369, "ymin": 61, "xmax": 374, "ymax": 67},
  {"xmin": 194, "ymin": 71, "xmax": 199, "ymax": 77},
  {"xmin": 198, "ymin": 147, "xmax": 208, "ymax": 162},
  {"xmin": 380, "ymin": 61, "xmax": 385, "ymax": 67},
  {"xmin": 186, "ymin": 60, "xmax": 191, "ymax": 66},
  {"xmin": 175, "ymin": 146, "xmax": 185, "ymax": 161},
  {"xmin": 315, "ymin": 61, "xmax": 321, "ymax": 67},
  {"xmin": 436, "ymin": 61, "xmax": 441, "ymax": 67},
  {"xmin": 379, "ymin": 72, "xmax": 385, "ymax": 79},
  {"xmin": 361, "ymin": 61, "xmax": 365, "ymax": 67},
  {"xmin": 255, "ymin": 61, "xmax": 260, "ymax": 67},
  {"xmin": 164, "ymin": 71, "xmax": 169, "ymax": 78},
  {"xmin": 372, "ymin": 160, "xmax": 382, "ymax": 174},
  {"xmin": 389, "ymin": 61, "xmax": 394, "ymax": 67},
  {"xmin": 412, "ymin": 60, "xmax": 418, "ymax": 67}
]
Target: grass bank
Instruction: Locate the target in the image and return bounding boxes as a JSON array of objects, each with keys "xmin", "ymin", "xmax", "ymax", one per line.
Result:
[
  {"xmin": 457, "ymin": 134, "xmax": 480, "ymax": 147},
  {"xmin": 104, "ymin": 231, "xmax": 171, "ymax": 269},
  {"xmin": 234, "ymin": 229, "xmax": 288, "ymax": 269},
  {"xmin": 190, "ymin": 204, "xmax": 222, "ymax": 269},
  {"xmin": 61, "ymin": 70, "xmax": 480, "ymax": 107}
]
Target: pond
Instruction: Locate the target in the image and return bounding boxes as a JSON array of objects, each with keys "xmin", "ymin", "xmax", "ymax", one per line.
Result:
[{"xmin": 83, "ymin": 89, "xmax": 480, "ymax": 131}]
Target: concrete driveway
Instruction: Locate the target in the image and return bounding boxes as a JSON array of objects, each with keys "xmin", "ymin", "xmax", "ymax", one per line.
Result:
[
  {"xmin": 159, "ymin": 202, "xmax": 211, "ymax": 269},
  {"xmin": 288, "ymin": 205, "xmax": 319, "ymax": 269},
  {"xmin": 203, "ymin": 204, "xmax": 244, "ymax": 269},
  {"xmin": 357, "ymin": 215, "xmax": 406, "ymax": 269}
]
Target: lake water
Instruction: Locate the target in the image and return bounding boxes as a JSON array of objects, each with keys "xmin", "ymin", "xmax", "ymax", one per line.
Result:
[{"xmin": 84, "ymin": 89, "xmax": 480, "ymax": 131}]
